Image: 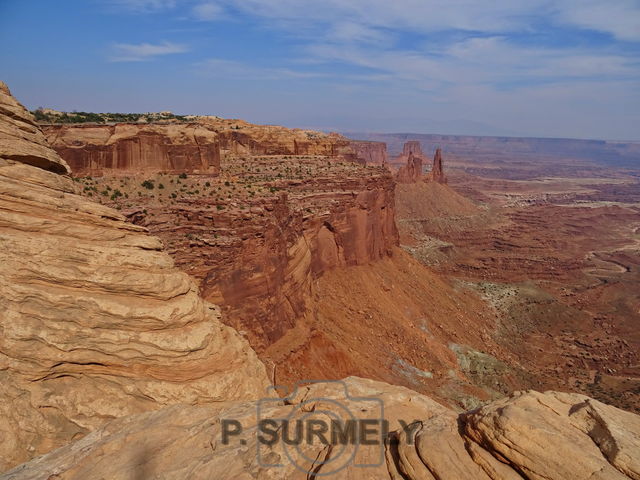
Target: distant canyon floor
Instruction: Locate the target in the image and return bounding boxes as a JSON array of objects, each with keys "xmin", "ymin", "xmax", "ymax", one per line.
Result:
[{"xmin": 396, "ymin": 153, "xmax": 640, "ymax": 412}]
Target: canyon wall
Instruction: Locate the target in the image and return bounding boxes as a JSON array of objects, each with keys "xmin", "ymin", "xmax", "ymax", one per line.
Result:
[
  {"xmin": 0, "ymin": 82, "xmax": 270, "ymax": 471},
  {"xmin": 43, "ymin": 123, "xmax": 221, "ymax": 176},
  {"xmin": 4, "ymin": 80, "xmax": 640, "ymax": 479},
  {"xmin": 349, "ymin": 140, "xmax": 388, "ymax": 165},
  {"xmin": 127, "ymin": 163, "xmax": 399, "ymax": 351},
  {"xmin": 197, "ymin": 119, "xmax": 356, "ymax": 157},
  {"xmin": 42, "ymin": 120, "xmax": 362, "ymax": 175},
  {"xmin": 43, "ymin": 115, "xmax": 399, "ymax": 353}
]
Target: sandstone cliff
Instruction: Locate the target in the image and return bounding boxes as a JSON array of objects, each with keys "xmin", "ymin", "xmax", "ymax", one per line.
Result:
[
  {"xmin": 42, "ymin": 118, "xmax": 363, "ymax": 176},
  {"xmin": 349, "ymin": 140, "xmax": 388, "ymax": 166},
  {"xmin": 396, "ymin": 152, "xmax": 423, "ymax": 183},
  {"xmin": 394, "ymin": 141, "xmax": 427, "ymax": 184},
  {"xmin": 0, "ymin": 82, "xmax": 69, "ymax": 175},
  {"xmin": 3, "ymin": 378, "xmax": 639, "ymax": 479},
  {"xmin": 43, "ymin": 123, "xmax": 221, "ymax": 176},
  {"xmin": 115, "ymin": 157, "xmax": 399, "ymax": 352},
  {"xmin": 0, "ymin": 83, "xmax": 271, "ymax": 471},
  {"xmin": 402, "ymin": 140, "xmax": 423, "ymax": 157},
  {"xmin": 430, "ymin": 147, "xmax": 447, "ymax": 183},
  {"xmin": 395, "ymin": 143, "xmax": 448, "ymax": 185},
  {"xmin": 198, "ymin": 119, "xmax": 353, "ymax": 157}
]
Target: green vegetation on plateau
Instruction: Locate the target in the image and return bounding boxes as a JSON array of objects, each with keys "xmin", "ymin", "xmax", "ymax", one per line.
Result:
[{"xmin": 31, "ymin": 109, "xmax": 190, "ymax": 124}]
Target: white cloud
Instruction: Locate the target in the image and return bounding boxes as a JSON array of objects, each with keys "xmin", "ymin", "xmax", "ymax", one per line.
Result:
[
  {"xmin": 100, "ymin": 0, "xmax": 640, "ymax": 138},
  {"xmin": 104, "ymin": 0, "xmax": 640, "ymax": 42},
  {"xmin": 555, "ymin": 0, "xmax": 640, "ymax": 42},
  {"xmin": 109, "ymin": 41, "xmax": 189, "ymax": 62},
  {"xmin": 106, "ymin": 0, "xmax": 178, "ymax": 12},
  {"xmin": 329, "ymin": 22, "xmax": 390, "ymax": 45},
  {"xmin": 192, "ymin": 2, "xmax": 224, "ymax": 20},
  {"xmin": 196, "ymin": 58, "xmax": 328, "ymax": 79}
]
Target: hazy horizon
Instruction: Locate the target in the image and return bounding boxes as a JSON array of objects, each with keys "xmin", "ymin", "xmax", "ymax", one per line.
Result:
[{"xmin": 1, "ymin": 0, "xmax": 639, "ymax": 141}]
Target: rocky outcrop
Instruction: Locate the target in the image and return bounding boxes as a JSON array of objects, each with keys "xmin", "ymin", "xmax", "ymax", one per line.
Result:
[
  {"xmin": 4, "ymin": 378, "xmax": 639, "ymax": 479},
  {"xmin": 394, "ymin": 142, "xmax": 428, "ymax": 184},
  {"xmin": 0, "ymin": 83, "xmax": 271, "ymax": 471},
  {"xmin": 430, "ymin": 147, "xmax": 447, "ymax": 183},
  {"xmin": 395, "ymin": 145, "xmax": 447, "ymax": 185},
  {"xmin": 396, "ymin": 152, "xmax": 423, "ymax": 183},
  {"xmin": 349, "ymin": 140, "xmax": 388, "ymax": 166},
  {"xmin": 43, "ymin": 123, "xmax": 221, "ymax": 176},
  {"xmin": 190, "ymin": 118, "xmax": 354, "ymax": 157},
  {"xmin": 402, "ymin": 140, "xmax": 423, "ymax": 157},
  {"xmin": 0, "ymin": 82, "xmax": 70, "ymax": 175}
]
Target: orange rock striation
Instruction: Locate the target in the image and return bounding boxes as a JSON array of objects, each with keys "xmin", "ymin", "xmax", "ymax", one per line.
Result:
[
  {"xmin": 42, "ymin": 118, "xmax": 361, "ymax": 176},
  {"xmin": 0, "ymin": 82, "xmax": 270, "ymax": 471},
  {"xmin": 43, "ymin": 123, "xmax": 221, "ymax": 176},
  {"xmin": 349, "ymin": 140, "xmax": 388, "ymax": 166}
]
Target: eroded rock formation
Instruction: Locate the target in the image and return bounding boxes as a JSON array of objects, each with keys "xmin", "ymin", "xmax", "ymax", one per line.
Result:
[
  {"xmin": 395, "ymin": 144, "xmax": 447, "ymax": 185},
  {"xmin": 43, "ymin": 123, "xmax": 221, "ymax": 176},
  {"xmin": 394, "ymin": 141, "xmax": 427, "ymax": 184},
  {"xmin": 396, "ymin": 152, "xmax": 423, "ymax": 183},
  {"xmin": 0, "ymin": 83, "xmax": 271, "ymax": 471},
  {"xmin": 402, "ymin": 140, "xmax": 423, "ymax": 157},
  {"xmin": 4, "ymin": 378, "xmax": 639, "ymax": 479},
  {"xmin": 205, "ymin": 122, "xmax": 354, "ymax": 157},
  {"xmin": 0, "ymin": 82, "xmax": 69, "ymax": 174},
  {"xmin": 430, "ymin": 147, "xmax": 447, "ymax": 183},
  {"xmin": 349, "ymin": 140, "xmax": 388, "ymax": 166}
]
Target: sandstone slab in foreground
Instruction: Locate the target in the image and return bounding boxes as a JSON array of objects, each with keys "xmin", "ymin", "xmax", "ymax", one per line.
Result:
[{"xmin": 3, "ymin": 378, "xmax": 639, "ymax": 479}]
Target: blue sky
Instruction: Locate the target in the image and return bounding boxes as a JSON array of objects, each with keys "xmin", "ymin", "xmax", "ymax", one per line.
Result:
[{"xmin": 1, "ymin": 0, "xmax": 639, "ymax": 139}]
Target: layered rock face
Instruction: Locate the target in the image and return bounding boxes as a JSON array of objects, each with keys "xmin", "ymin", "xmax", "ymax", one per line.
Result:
[
  {"xmin": 395, "ymin": 143, "xmax": 447, "ymax": 184},
  {"xmin": 42, "ymin": 119, "xmax": 364, "ymax": 176},
  {"xmin": 43, "ymin": 123, "xmax": 221, "ymax": 176},
  {"xmin": 396, "ymin": 152, "xmax": 423, "ymax": 183},
  {"xmin": 118, "ymin": 157, "xmax": 399, "ymax": 351},
  {"xmin": 0, "ymin": 84, "xmax": 271, "ymax": 471},
  {"xmin": 0, "ymin": 82, "xmax": 70, "ymax": 174},
  {"xmin": 430, "ymin": 147, "xmax": 447, "ymax": 183},
  {"xmin": 175, "ymin": 117, "xmax": 354, "ymax": 157},
  {"xmin": 4, "ymin": 378, "xmax": 639, "ymax": 479},
  {"xmin": 349, "ymin": 140, "xmax": 388, "ymax": 166},
  {"xmin": 402, "ymin": 140, "xmax": 423, "ymax": 156},
  {"xmin": 395, "ymin": 141, "xmax": 427, "ymax": 184}
]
